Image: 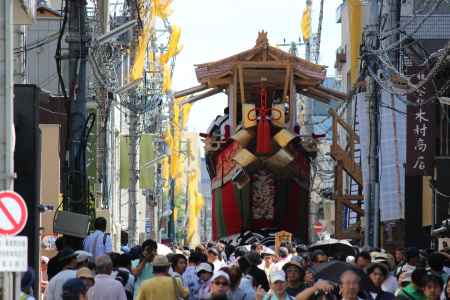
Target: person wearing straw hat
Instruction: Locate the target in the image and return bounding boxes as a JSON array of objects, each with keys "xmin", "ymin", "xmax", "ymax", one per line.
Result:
[
  {"xmin": 76, "ymin": 267, "xmax": 95, "ymax": 290},
  {"xmin": 136, "ymin": 255, "xmax": 189, "ymax": 300}
]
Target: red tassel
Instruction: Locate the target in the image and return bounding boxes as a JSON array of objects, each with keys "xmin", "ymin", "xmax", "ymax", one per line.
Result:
[
  {"xmin": 256, "ymin": 87, "xmax": 272, "ymax": 154},
  {"xmin": 224, "ymin": 125, "xmax": 230, "ymax": 139},
  {"xmin": 256, "ymin": 118, "xmax": 271, "ymax": 154}
]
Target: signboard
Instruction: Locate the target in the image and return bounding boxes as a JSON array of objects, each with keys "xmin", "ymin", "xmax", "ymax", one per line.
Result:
[
  {"xmin": 406, "ymin": 67, "xmax": 435, "ymax": 176},
  {"xmin": 0, "ymin": 236, "xmax": 28, "ymax": 272},
  {"xmin": 314, "ymin": 221, "xmax": 324, "ymax": 235},
  {"xmin": 274, "ymin": 230, "xmax": 292, "ymax": 255},
  {"xmin": 438, "ymin": 238, "xmax": 450, "ymax": 252},
  {"xmin": 0, "ymin": 191, "xmax": 28, "ymax": 236}
]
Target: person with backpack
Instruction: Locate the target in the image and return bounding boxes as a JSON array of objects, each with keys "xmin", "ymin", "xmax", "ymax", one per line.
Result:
[
  {"xmin": 83, "ymin": 218, "xmax": 112, "ymax": 259},
  {"xmin": 135, "ymin": 255, "xmax": 189, "ymax": 300}
]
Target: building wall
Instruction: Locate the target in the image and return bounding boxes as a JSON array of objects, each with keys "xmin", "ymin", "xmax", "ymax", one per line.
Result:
[
  {"xmin": 26, "ymin": 15, "xmax": 67, "ymax": 95},
  {"xmin": 39, "ymin": 124, "xmax": 60, "ymax": 258}
]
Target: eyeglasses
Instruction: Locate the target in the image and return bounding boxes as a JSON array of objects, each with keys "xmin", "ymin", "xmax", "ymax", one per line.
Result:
[{"xmin": 213, "ymin": 281, "xmax": 229, "ymax": 286}]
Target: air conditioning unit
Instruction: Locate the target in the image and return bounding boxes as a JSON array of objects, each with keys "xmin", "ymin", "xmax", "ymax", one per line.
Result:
[{"xmin": 53, "ymin": 211, "xmax": 90, "ymax": 238}]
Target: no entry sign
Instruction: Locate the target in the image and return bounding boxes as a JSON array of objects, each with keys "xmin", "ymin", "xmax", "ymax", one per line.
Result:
[
  {"xmin": 0, "ymin": 191, "xmax": 28, "ymax": 236},
  {"xmin": 314, "ymin": 221, "xmax": 324, "ymax": 235}
]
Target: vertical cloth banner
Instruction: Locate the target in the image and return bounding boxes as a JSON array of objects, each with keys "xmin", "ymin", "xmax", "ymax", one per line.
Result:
[
  {"xmin": 139, "ymin": 134, "xmax": 155, "ymax": 189},
  {"xmin": 356, "ymin": 93, "xmax": 370, "ymax": 207},
  {"xmin": 120, "ymin": 135, "xmax": 130, "ymax": 189},
  {"xmin": 406, "ymin": 66, "xmax": 435, "ymax": 176},
  {"xmin": 348, "ymin": 0, "xmax": 362, "ymax": 85},
  {"xmin": 301, "ymin": 6, "xmax": 311, "ymax": 41},
  {"xmin": 379, "ymin": 91, "xmax": 406, "ymax": 221}
]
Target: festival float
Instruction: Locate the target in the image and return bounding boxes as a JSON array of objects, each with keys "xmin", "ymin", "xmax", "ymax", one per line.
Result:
[{"xmin": 175, "ymin": 32, "xmax": 347, "ymax": 243}]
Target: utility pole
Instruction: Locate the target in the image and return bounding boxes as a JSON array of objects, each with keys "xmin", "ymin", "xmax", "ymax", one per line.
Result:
[
  {"xmin": 128, "ymin": 105, "xmax": 139, "ymax": 246},
  {"xmin": 96, "ymin": 0, "xmax": 110, "ymax": 209},
  {"xmin": 363, "ymin": 0, "xmax": 380, "ymax": 248},
  {"xmin": 0, "ymin": 0, "xmax": 14, "ymax": 192},
  {"xmin": 67, "ymin": 0, "xmax": 89, "ymax": 214},
  {"xmin": 303, "ymin": 0, "xmax": 313, "ymax": 136}
]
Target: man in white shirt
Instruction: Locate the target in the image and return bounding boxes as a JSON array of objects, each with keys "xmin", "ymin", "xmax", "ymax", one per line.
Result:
[
  {"xmin": 45, "ymin": 249, "xmax": 79, "ymax": 300},
  {"xmin": 208, "ymin": 248, "xmax": 226, "ymax": 271},
  {"xmin": 87, "ymin": 255, "xmax": 127, "ymax": 300},
  {"xmin": 83, "ymin": 217, "xmax": 112, "ymax": 259},
  {"xmin": 272, "ymin": 247, "xmax": 290, "ymax": 272}
]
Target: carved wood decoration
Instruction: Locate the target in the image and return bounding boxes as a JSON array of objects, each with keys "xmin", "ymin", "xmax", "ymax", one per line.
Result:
[{"xmin": 329, "ymin": 109, "xmax": 364, "ymax": 241}]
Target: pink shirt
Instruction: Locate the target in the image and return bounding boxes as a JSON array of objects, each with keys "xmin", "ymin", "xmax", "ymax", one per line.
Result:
[{"xmin": 87, "ymin": 274, "xmax": 127, "ymax": 300}]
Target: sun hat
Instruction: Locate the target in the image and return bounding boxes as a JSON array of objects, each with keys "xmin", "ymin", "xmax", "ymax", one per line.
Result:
[
  {"xmin": 152, "ymin": 255, "xmax": 171, "ymax": 267},
  {"xmin": 196, "ymin": 262, "xmax": 213, "ymax": 274},
  {"xmin": 76, "ymin": 267, "xmax": 94, "ymax": 280},
  {"xmin": 269, "ymin": 271, "xmax": 286, "ymax": 284},
  {"xmin": 211, "ymin": 270, "xmax": 230, "ymax": 283}
]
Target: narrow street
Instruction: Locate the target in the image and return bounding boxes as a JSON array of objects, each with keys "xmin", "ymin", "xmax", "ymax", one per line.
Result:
[{"xmin": 1, "ymin": 0, "xmax": 450, "ymax": 299}]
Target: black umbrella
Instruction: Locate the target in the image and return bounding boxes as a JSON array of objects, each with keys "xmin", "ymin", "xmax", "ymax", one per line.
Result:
[
  {"xmin": 311, "ymin": 260, "xmax": 370, "ymax": 290},
  {"xmin": 309, "ymin": 239, "xmax": 356, "ymax": 258}
]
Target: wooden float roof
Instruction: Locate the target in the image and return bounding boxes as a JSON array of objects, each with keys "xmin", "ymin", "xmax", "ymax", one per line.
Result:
[
  {"xmin": 195, "ymin": 32, "xmax": 327, "ymax": 84},
  {"xmin": 175, "ymin": 32, "xmax": 348, "ymax": 103}
]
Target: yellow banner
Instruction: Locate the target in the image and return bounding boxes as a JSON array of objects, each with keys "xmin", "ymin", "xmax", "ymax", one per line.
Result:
[
  {"xmin": 348, "ymin": 0, "xmax": 362, "ymax": 85},
  {"xmin": 161, "ymin": 25, "xmax": 181, "ymax": 65},
  {"xmin": 301, "ymin": 6, "xmax": 311, "ymax": 41}
]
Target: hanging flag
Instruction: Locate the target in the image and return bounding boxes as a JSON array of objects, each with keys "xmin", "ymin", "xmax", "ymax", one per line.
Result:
[
  {"xmin": 139, "ymin": 134, "xmax": 155, "ymax": 189},
  {"xmin": 119, "ymin": 135, "xmax": 130, "ymax": 189},
  {"xmin": 160, "ymin": 25, "xmax": 181, "ymax": 65},
  {"xmin": 301, "ymin": 6, "xmax": 311, "ymax": 41}
]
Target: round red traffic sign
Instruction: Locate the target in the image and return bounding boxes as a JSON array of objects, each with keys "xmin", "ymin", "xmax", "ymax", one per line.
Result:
[
  {"xmin": 0, "ymin": 191, "xmax": 28, "ymax": 235},
  {"xmin": 314, "ymin": 221, "xmax": 324, "ymax": 235}
]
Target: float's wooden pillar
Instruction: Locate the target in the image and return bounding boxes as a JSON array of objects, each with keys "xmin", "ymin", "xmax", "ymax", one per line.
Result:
[
  {"xmin": 238, "ymin": 64, "xmax": 245, "ymax": 103},
  {"xmin": 229, "ymin": 70, "xmax": 238, "ymax": 132},
  {"xmin": 289, "ymin": 65, "xmax": 296, "ymax": 129}
]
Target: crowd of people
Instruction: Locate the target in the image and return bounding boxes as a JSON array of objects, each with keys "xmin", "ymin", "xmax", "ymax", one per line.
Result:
[{"xmin": 23, "ymin": 218, "xmax": 450, "ymax": 300}]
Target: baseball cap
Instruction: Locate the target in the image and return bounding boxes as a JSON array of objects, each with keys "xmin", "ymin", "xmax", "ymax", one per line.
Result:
[
  {"xmin": 76, "ymin": 267, "xmax": 94, "ymax": 280},
  {"xmin": 196, "ymin": 262, "xmax": 213, "ymax": 274},
  {"xmin": 211, "ymin": 270, "xmax": 230, "ymax": 283},
  {"xmin": 74, "ymin": 250, "xmax": 92, "ymax": 263},
  {"xmin": 269, "ymin": 271, "xmax": 286, "ymax": 284}
]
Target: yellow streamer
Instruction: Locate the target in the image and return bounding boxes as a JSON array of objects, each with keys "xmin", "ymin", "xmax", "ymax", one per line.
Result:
[
  {"xmin": 130, "ymin": 16, "xmax": 154, "ymax": 81},
  {"xmin": 185, "ymin": 136, "xmax": 205, "ymax": 246},
  {"xmin": 301, "ymin": 6, "xmax": 311, "ymax": 42},
  {"xmin": 161, "ymin": 25, "xmax": 181, "ymax": 65},
  {"xmin": 163, "ymin": 64, "xmax": 172, "ymax": 93},
  {"xmin": 348, "ymin": 0, "xmax": 362, "ymax": 84},
  {"xmin": 152, "ymin": 0, "xmax": 173, "ymax": 19}
]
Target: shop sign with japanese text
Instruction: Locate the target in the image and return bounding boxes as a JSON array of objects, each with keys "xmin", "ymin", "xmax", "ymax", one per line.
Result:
[{"xmin": 406, "ymin": 67, "xmax": 435, "ymax": 176}]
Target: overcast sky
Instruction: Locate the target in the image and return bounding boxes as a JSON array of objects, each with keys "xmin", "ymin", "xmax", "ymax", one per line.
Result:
[{"xmin": 171, "ymin": 0, "xmax": 342, "ymax": 132}]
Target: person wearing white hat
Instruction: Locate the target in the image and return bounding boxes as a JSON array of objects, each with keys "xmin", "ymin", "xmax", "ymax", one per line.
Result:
[
  {"xmin": 74, "ymin": 250, "xmax": 93, "ymax": 269},
  {"xmin": 256, "ymin": 271, "xmax": 292, "ymax": 300},
  {"xmin": 196, "ymin": 262, "xmax": 214, "ymax": 299},
  {"xmin": 209, "ymin": 270, "xmax": 231, "ymax": 298}
]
